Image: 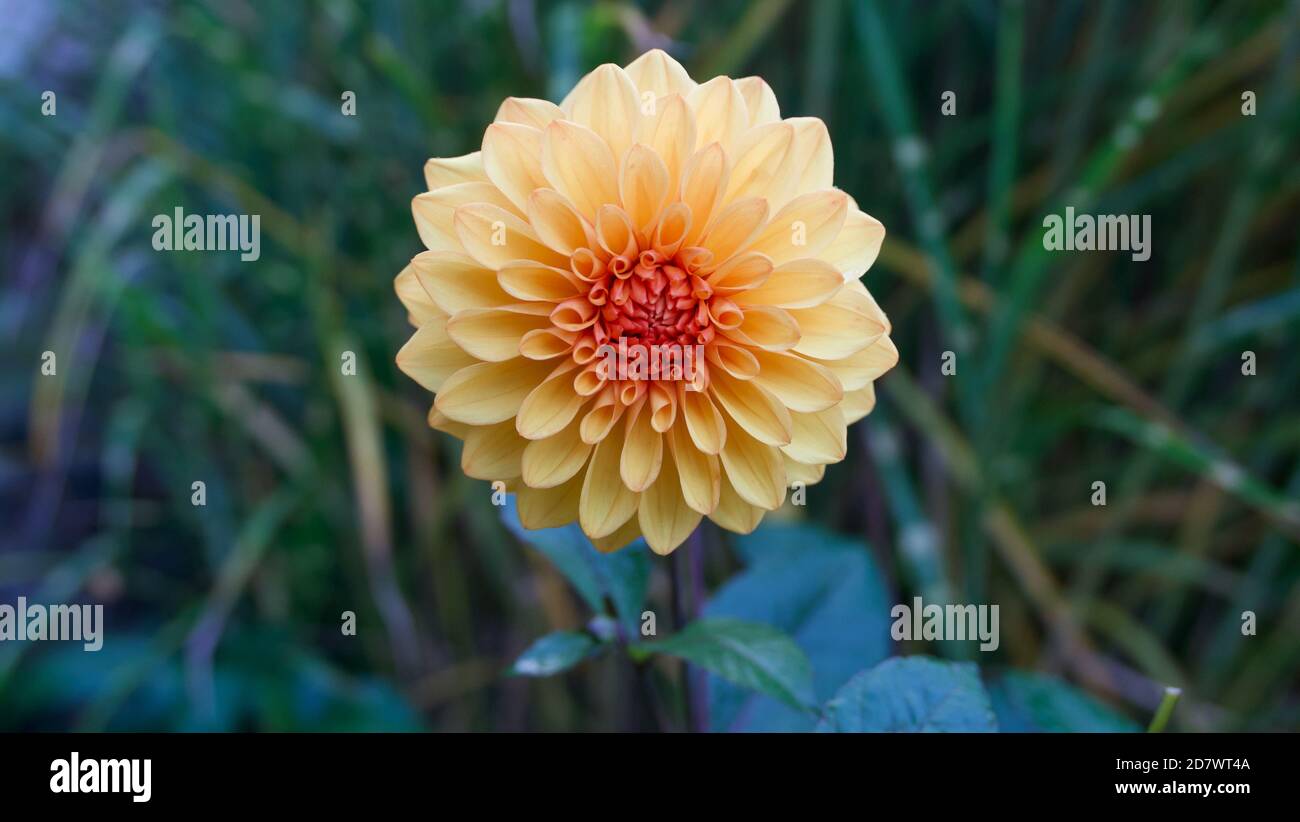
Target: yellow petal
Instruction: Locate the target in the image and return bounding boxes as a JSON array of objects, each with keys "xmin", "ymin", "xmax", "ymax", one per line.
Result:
[
  {"xmin": 395, "ymin": 262, "xmax": 442, "ymax": 326},
  {"xmin": 788, "ymin": 287, "xmax": 886, "ymax": 359},
  {"xmin": 497, "ymin": 260, "xmax": 582, "ymax": 303},
  {"xmin": 652, "ymin": 201, "xmax": 693, "ymax": 259},
  {"xmin": 670, "ymin": 421, "xmax": 720, "ymax": 515},
  {"xmin": 783, "ymin": 455, "xmax": 825, "ymax": 487},
  {"xmin": 453, "ymin": 203, "xmax": 568, "ymax": 270},
  {"xmin": 424, "ymin": 151, "xmax": 488, "ymax": 191},
  {"xmin": 461, "ymin": 419, "xmax": 528, "ymax": 480},
  {"xmin": 527, "ymin": 188, "xmax": 595, "ymax": 255},
  {"xmin": 699, "ymin": 197, "xmax": 768, "ymax": 266},
  {"xmin": 706, "ymin": 341, "xmax": 760, "ymax": 380},
  {"xmin": 519, "ymin": 327, "xmax": 577, "ymax": 360},
  {"xmin": 563, "ymin": 64, "xmax": 641, "ymax": 161},
  {"xmin": 579, "ymin": 422, "xmax": 640, "ymax": 538},
  {"xmin": 780, "ymin": 406, "xmax": 847, "ymax": 464},
  {"xmin": 481, "ymin": 122, "xmax": 549, "ymax": 214},
  {"xmin": 687, "ymin": 76, "xmax": 748, "ymax": 152},
  {"xmin": 723, "ymin": 304, "xmax": 801, "ymax": 351},
  {"xmin": 812, "ymin": 334, "xmax": 898, "ymax": 390},
  {"xmin": 621, "ymin": 399, "xmax": 664, "ymax": 492},
  {"xmin": 718, "ymin": 412, "xmax": 786, "ymax": 510},
  {"xmin": 734, "ymin": 77, "xmax": 780, "ymax": 127},
  {"xmin": 521, "ymin": 414, "xmax": 593, "ymax": 488},
  {"xmin": 624, "ymin": 49, "xmax": 697, "ymax": 98},
  {"xmin": 680, "ymin": 383, "xmax": 726, "ymax": 454},
  {"xmin": 821, "ymin": 206, "xmax": 886, "ymax": 281},
  {"xmin": 515, "ymin": 361, "xmax": 586, "ymax": 440},
  {"xmin": 428, "ymin": 405, "xmax": 471, "ymax": 439},
  {"xmin": 412, "ymin": 182, "xmax": 520, "ymax": 253},
  {"xmin": 595, "ymin": 204, "xmax": 638, "ymax": 259},
  {"xmin": 747, "ymin": 190, "xmax": 848, "ymax": 266},
  {"xmin": 541, "ymin": 119, "xmax": 620, "ymax": 220},
  {"xmin": 786, "ymin": 117, "xmax": 834, "ymax": 202},
  {"xmin": 446, "ymin": 306, "xmax": 551, "ymax": 362},
  {"xmin": 706, "ymin": 251, "xmax": 772, "ymax": 294},
  {"xmin": 840, "ymin": 382, "xmax": 878, "ymax": 425},
  {"xmin": 678, "ymin": 143, "xmax": 729, "ymax": 247},
  {"xmin": 517, "ymin": 473, "xmax": 584, "ymax": 529},
  {"xmin": 710, "ymin": 370, "xmax": 792, "ymax": 446},
  {"xmin": 435, "ymin": 357, "xmax": 553, "ymax": 425},
  {"xmin": 619, "ymin": 144, "xmax": 670, "ymax": 236},
  {"xmin": 738, "ymin": 257, "xmax": 843, "ymax": 309},
  {"xmin": 411, "ymin": 250, "xmax": 512, "ymax": 314},
  {"xmin": 590, "ymin": 515, "xmax": 644, "ymax": 553},
  {"xmin": 709, "ymin": 470, "xmax": 765, "ymax": 533},
  {"xmin": 396, "ymin": 322, "xmax": 477, "ymax": 392},
  {"xmin": 751, "ymin": 349, "xmax": 843, "ymax": 413},
  {"xmin": 637, "ymin": 94, "xmax": 696, "ymax": 195},
  {"xmin": 639, "ymin": 449, "xmax": 702, "ymax": 555},
  {"xmin": 579, "ymin": 388, "xmax": 624, "ymax": 444},
  {"xmin": 722, "ymin": 122, "xmax": 796, "ymax": 207},
  {"xmin": 494, "ymin": 97, "xmax": 564, "ymax": 129}
]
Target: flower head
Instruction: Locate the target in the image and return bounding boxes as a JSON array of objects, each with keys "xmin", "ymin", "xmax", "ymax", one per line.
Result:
[{"xmin": 396, "ymin": 50, "xmax": 897, "ymax": 555}]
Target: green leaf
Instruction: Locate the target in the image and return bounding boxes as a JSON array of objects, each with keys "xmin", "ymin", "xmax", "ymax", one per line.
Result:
[
  {"xmin": 500, "ymin": 497, "xmax": 649, "ymax": 636},
  {"xmin": 707, "ymin": 523, "xmax": 891, "ymax": 731},
  {"xmin": 817, "ymin": 657, "xmax": 998, "ymax": 732},
  {"xmin": 508, "ymin": 631, "xmax": 601, "ymax": 677},
  {"xmin": 988, "ymin": 671, "xmax": 1139, "ymax": 732},
  {"xmin": 635, "ymin": 617, "xmax": 815, "ymax": 713}
]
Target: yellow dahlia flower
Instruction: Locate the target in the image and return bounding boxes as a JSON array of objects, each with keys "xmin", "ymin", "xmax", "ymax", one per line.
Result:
[{"xmin": 395, "ymin": 50, "xmax": 897, "ymax": 555}]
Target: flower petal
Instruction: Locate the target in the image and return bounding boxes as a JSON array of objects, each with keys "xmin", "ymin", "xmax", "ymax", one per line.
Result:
[
  {"xmin": 710, "ymin": 369, "xmax": 792, "ymax": 446},
  {"xmin": 670, "ymin": 420, "xmax": 720, "ymax": 515},
  {"xmin": 785, "ymin": 117, "xmax": 834, "ymax": 201},
  {"xmin": 521, "ymin": 414, "xmax": 592, "ymax": 488},
  {"xmin": 708, "ymin": 470, "xmax": 765, "ymax": 533},
  {"xmin": 481, "ymin": 122, "xmax": 549, "ymax": 214},
  {"xmin": 435, "ymin": 357, "xmax": 554, "ymax": 425},
  {"xmin": 563, "ymin": 64, "xmax": 641, "ymax": 161},
  {"xmin": 687, "ymin": 76, "xmax": 748, "ymax": 152},
  {"xmin": 446, "ymin": 306, "xmax": 551, "ymax": 362},
  {"xmin": 495, "ymin": 97, "xmax": 564, "ymax": 129},
  {"xmin": 396, "ymin": 322, "xmax": 477, "ymax": 392},
  {"xmin": 734, "ymin": 77, "xmax": 780, "ymax": 127},
  {"xmin": 412, "ymin": 182, "xmax": 520, "ymax": 253},
  {"xmin": 453, "ymin": 203, "xmax": 568, "ymax": 270},
  {"xmin": 699, "ymin": 197, "xmax": 768, "ymax": 265},
  {"xmin": 621, "ymin": 398, "xmax": 664, "ymax": 492},
  {"xmin": 751, "ymin": 349, "xmax": 842, "ymax": 413},
  {"xmin": 527, "ymin": 188, "xmax": 595, "ymax": 255},
  {"xmin": 680, "ymin": 382, "xmax": 726, "ymax": 454},
  {"xmin": 821, "ymin": 205, "xmax": 886, "ymax": 281},
  {"xmin": 637, "ymin": 94, "xmax": 696, "ymax": 195},
  {"xmin": 461, "ymin": 419, "xmax": 528, "ymax": 480},
  {"xmin": 722, "ymin": 122, "xmax": 796, "ymax": 207},
  {"xmin": 579, "ymin": 421, "xmax": 640, "ymax": 538},
  {"xmin": 517, "ymin": 473, "xmax": 584, "ymax": 529},
  {"xmin": 747, "ymin": 190, "xmax": 848, "ymax": 266},
  {"xmin": 840, "ymin": 382, "xmax": 878, "ymax": 424},
  {"xmin": 411, "ymin": 250, "xmax": 512, "ymax": 314},
  {"xmin": 497, "ymin": 259, "xmax": 583, "ymax": 302},
  {"xmin": 723, "ymin": 304, "xmax": 801, "ymax": 351},
  {"xmin": 639, "ymin": 448, "xmax": 702, "ymax": 555},
  {"xmin": 780, "ymin": 406, "xmax": 847, "ymax": 464},
  {"xmin": 541, "ymin": 119, "xmax": 620, "ymax": 220},
  {"xmin": 395, "ymin": 262, "xmax": 442, "ymax": 326},
  {"xmin": 424, "ymin": 151, "xmax": 488, "ymax": 191},
  {"xmin": 678, "ymin": 143, "xmax": 730, "ymax": 246},
  {"xmin": 515, "ymin": 361, "xmax": 586, "ymax": 439},
  {"xmin": 787, "ymin": 288, "xmax": 886, "ymax": 359},
  {"xmin": 619, "ymin": 144, "xmax": 671, "ymax": 236},
  {"xmin": 811, "ymin": 333, "xmax": 898, "ymax": 390},
  {"xmin": 718, "ymin": 411, "xmax": 786, "ymax": 510},
  {"xmin": 625, "ymin": 49, "xmax": 697, "ymax": 98},
  {"xmin": 737, "ymin": 257, "xmax": 844, "ymax": 309}
]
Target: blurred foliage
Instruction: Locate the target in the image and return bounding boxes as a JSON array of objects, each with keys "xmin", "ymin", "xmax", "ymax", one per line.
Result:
[{"xmin": 1, "ymin": 0, "xmax": 1298, "ymax": 731}]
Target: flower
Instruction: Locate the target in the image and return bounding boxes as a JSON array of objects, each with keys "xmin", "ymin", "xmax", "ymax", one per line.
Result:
[{"xmin": 396, "ymin": 49, "xmax": 897, "ymax": 555}]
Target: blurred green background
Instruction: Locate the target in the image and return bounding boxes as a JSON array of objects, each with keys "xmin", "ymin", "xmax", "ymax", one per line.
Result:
[{"xmin": 1, "ymin": 0, "xmax": 1298, "ymax": 731}]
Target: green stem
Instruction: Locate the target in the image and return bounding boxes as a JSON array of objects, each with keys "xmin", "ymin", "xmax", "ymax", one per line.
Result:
[{"xmin": 1147, "ymin": 686, "xmax": 1182, "ymax": 733}]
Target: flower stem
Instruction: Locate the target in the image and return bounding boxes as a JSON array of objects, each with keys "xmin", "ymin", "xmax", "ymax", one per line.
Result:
[
  {"xmin": 672, "ymin": 526, "xmax": 709, "ymax": 732},
  {"xmin": 1147, "ymin": 686, "xmax": 1181, "ymax": 733}
]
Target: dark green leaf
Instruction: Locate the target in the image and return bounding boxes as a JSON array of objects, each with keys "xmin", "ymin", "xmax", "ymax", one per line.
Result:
[
  {"xmin": 817, "ymin": 657, "xmax": 998, "ymax": 732},
  {"xmin": 508, "ymin": 631, "xmax": 601, "ymax": 677},
  {"xmin": 707, "ymin": 523, "xmax": 891, "ymax": 731},
  {"xmin": 636, "ymin": 617, "xmax": 815, "ymax": 713},
  {"xmin": 988, "ymin": 670, "xmax": 1139, "ymax": 732},
  {"xmin": 500, "ymin": 496, "xmax": 649, "ymax": 636}
]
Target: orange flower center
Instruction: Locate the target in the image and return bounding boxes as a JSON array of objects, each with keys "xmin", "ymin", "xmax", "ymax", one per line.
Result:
[{"xmin": 586, "ymin": 248, "xmax": 718, "ymax": 356}]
